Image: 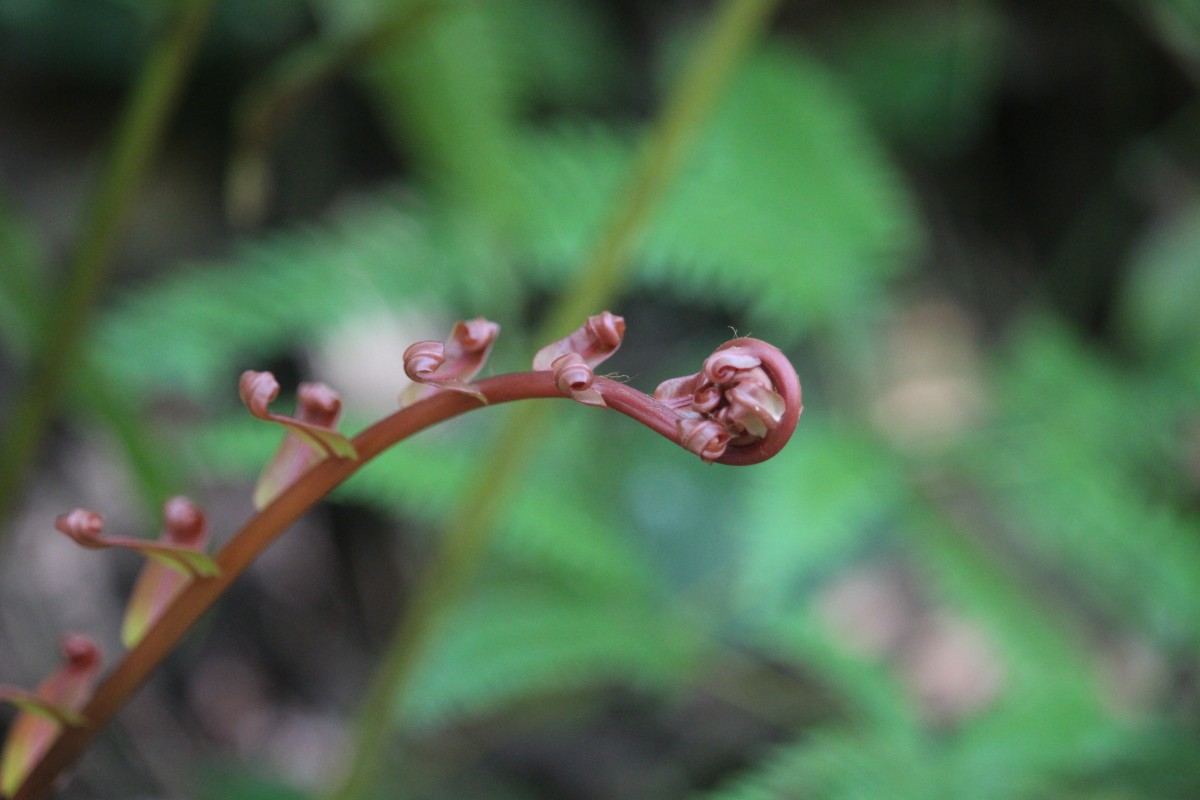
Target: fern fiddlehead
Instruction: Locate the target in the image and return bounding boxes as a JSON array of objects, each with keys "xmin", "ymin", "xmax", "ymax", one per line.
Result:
[{"xmin": 5, "ymin": 313, "xmax": 800, "ymax": 800}]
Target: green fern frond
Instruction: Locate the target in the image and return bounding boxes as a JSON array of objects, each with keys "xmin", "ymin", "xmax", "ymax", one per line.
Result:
[
  {"xmin": 515, "ymin": 44, "xmax": 919, "ymax": 339},
  {"xmin": 948, "ymin": 691, "xmax": 1115, "ymax": 800},
  {"xmin": 343, "ymin": 434, "xmax": 659, "ymax": 593},
  {"xmin": 399, "ymin": 575, "xmax": 700, "ymax": 731},
  {"xmin": 314, "ymin": 0, "xmax": 520, "ymax": 228},
  {"xmin": 701, "ymin": 727, "xmax": 936, "ymax": 800},
  {"xmin": 486, "ymin": 0, "xmax": 623, "ymax": 111},
  {"xmin": 196, "ymin": 411, "xmax": 656, "ymax": 594},
  {"xmin": 652, "ymin": 45, "xmax": 919, "ymax": 331},
  {"xmin": 90, "ymin": 43, "xmax": 917, "ymax": 404},
  {"xmin": 961, "ymin": 320, "xmax": 1200, "ymax": 650},
  {"xmin": 903, "ymin": 498, "xmax": 1100, "ymax": 698},
  {"xmin": 757, "ymin": 615, "xmax": 922, "ymax": 734},
  {"xmin": 733, "ymin": 420, "xmax": 904, "ymax": 618},
  {"xmin": 1118, "ymin": 199, "xmax": 1200, "ymax": 370},
  {"xmin": 513, "ymin": 122, "xmax": 632, "ymax": 276},
  {"xmin": 316, "ymin": 0, "xmax": 621, "ymax": 210},
  {"xmin": 1036, "ymin": 722, "xmax": 1200, "ymax": 799},
  {"xmin": 88, "ymin": 198, "xmax": 455, "ymax": 400},
  {"xmin": 819, "ymin": 1, "xmax": 1006, "ymax": 154}
]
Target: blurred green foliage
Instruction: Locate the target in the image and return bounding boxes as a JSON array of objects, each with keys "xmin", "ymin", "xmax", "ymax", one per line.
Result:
[{"xmin": 3, "ymin": 0, "xmax": 1200, "ymax": 798}]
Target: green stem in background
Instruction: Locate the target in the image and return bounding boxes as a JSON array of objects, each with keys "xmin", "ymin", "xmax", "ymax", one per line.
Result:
[
  {"xmin": 0, "ymin": 0, "xmax": 217, "ymax": 538},
  {"xmin": 325, "ymin": 402, "xmax": 543, "ymax": 800},
  {"xmin": 0, "ymin": 199, "xmax": 46, "ymax": 356},
  {"xmin": 81, "ymin": 377, "xmax": 185, "ymax": 515},
  {"xmin": 226, "ymin": 0, "xmax": 447, "ymax": 226},
  {"xmin": 327, "ymin": 1, "xmax": 781, "ymax": 797},
  {"xmin": 544, "ymin": 0, "xmax": 780, "ymax": 338},
  {"xmin": 0, "ymin": 202, "xmax": 181, "ymax": 519}
]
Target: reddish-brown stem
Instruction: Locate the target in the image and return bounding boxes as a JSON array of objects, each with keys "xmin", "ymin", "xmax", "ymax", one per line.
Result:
[{"xmin": 13, "ymin": 362, "xmax": 798, "ymax": 799}]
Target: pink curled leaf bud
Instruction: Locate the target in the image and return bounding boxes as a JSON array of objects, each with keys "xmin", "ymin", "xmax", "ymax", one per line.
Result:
[
  {"xmin": 710, "ymin": 339, "xmax": 802, "ymax": 465},
  {"xmin": 533, "ymin": 311, "xmax": 626, "ymax": 372},
  {"xmin": 122, "ymin": 497, "xmax": 216, "ymax": 647},
  {"xmin": 453, "ymin": 317, "xmax": 501, "ymax": 353},
  {"xmin": 651, "ymin": 338, "xmax": 801, "ymax": 465},
  {"xmin": 296, "ymin": 382, "xmax": 342, "ymax": 429},
  {"xmin": 241, "ymin": 372, "xmax": 357, "ymax": 508},
  {"xmin": 53, "ymin": 509, "xmax": 105, "ymax": 546},
  {"xmin": 401, "ymin": 318, "xmax": 500, "ymax": 406},
  {"xmin": 58, "ymin": 635, "xmax": 100, "ymax": 671},
  {"xmin": 732, "ymin": 365, "xmax": 774, "ymax": 392},
  {"xmin": 552, "ymin": 353, "xmax": 605, "ymax": 407},
  {"xmin": 162, "ymin": 495, "xmax": 205, "ymax": 547},
  {"xmin": 678, "ymin": 418, "xmax": 731, "ymax": 464},
  {"xmin": 403, "ymin": 341, "xmax": 446, "ymax": 384},
  {"xmin": 53, "ymin": 504, "xmax": 219, "ymax": 579},
  {"xmin": 653, "ymin": 373, "xmax": 701, "ymax": 412},
  {"xmin": 240, "ymin": 371, "xmax": 356, "ymax": 460},
  {"xmin": 238, "ymin": 370, "xmax": 280, "ymax": 420},
  {"xmin": 702, "ymin": 349, "xmax": 762, "ymax": 385},
  {"xmin": 725, "ymin": 380, "xmax": 786, "ymax": 440},
  {"xmin": 0, "ymin": 634, "xmax": 101, "ymax": 796},
  {"xmin": 691, "ymin": 379, "xmax": 723, "ymax": 414}
]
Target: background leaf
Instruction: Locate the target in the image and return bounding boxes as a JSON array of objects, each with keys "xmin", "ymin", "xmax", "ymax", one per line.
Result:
[{"xmin": 515, "ymin": 44, "xmax": 919, "ymax": 338}]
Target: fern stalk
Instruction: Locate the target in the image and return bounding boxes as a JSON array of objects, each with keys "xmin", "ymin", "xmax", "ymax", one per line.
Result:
[
  {"xmin": 11, "ymin": 349, "xmax": 801, "ymax": 799},
  {"xmin": 326, "ymin": 2, "xmax": 782, "ymax": 798},
  {"xmin": 227, "ymin": 0, "xmax": 446, "ymax": 225},
  {"xmin": 11, "ymin": 379, "xmax": 559, "ymax": 800},
  {"xmin": 0, "ymin": 0, "xmax": 217, "ymax": 536}
]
